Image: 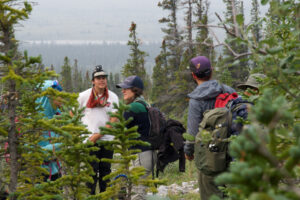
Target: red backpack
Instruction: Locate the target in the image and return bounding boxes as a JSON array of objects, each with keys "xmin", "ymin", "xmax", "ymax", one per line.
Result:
[{"xmin": 214, "ymin": 92, "xmax": 238, "ymax": 108}]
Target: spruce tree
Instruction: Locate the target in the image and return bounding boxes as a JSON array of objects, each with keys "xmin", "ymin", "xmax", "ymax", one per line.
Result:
[
  {"xmin": 72, "ymin": 59, "xmax": 82, "ymax": 93},
  {"xmin": 155, "ymin": 0, "xmax": 185, "ymax": 116},
  {"xmin": 182, "ymin": 0, "xmax": 194, "ymax": 56},
  {"xmin": 0, "ymin": 2, "xmax": 95, "ymax": 199},
  {"xmin": 83, "ymin": 71, "xmax": 91, "ymax": 90},
  {"xmin": 88, "ymin": 102, "xmax": 164, "ymax": 200},
  {"xmin": 151, "ymin": 40, "xmax": 169, "ymax": 103},
  {"xmin": 113, "ymin": 73, "xmax": 122, "ymax": 98},
  {"xmin": 50, "ymin": 64, "xmax": 54, "ymax": 72},
  {"xmin": 107, "ymin": 72, "xmax": 120, "ymax": 96},
  {"xmin": 60, "ymin": 56, "xmax": 73, "ymax": 92},
  {"xmin": 0, "ymin": 1, "xmax": 33, "ymax": 198},
  {"xmin": 250, "ymin": 0, "xmax": 261, "ymax": 42},
  {"xmin": 249, "ymin": 0, "xmax": 261, "ymax": 69},
  {"xmin": 167, "ymin": 0, "xmax": 197, "ymax": 118},
  {"xmin": 158, "ymin": 0, "xmax": 182, "ymax": 78},
  {"xmin": 122, "ymin": 22, "xmax": 150, "ymax": 99},
  {"xmin": 217, "ymin": 0, "xmax": 249, "ymax": 87},
  {"xmin": 194, "ymin": 0, "xmax": 214, "ymax": 59},
  {"xmin": 15, "ymin": 82, "xmax": 95, "ymax": 200},
  {"xmin": 78, "ymin": 70, "xmax": 83, "ymax": 92}
]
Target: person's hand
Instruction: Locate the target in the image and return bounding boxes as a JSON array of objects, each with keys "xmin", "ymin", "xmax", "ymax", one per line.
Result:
[
  {"xmin": 185, "ymin": 154, "xmax": 194, "ymax": 161},
  {"xmin": 88, "ymin": 133, "xmax": 102, "ymax": 143}
]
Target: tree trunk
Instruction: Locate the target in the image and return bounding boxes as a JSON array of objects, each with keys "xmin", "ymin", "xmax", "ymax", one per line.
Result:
[
  {"xmin": 8, "ymin": 80, "xmax": 18, "ymax": 200},
  {"xmin": 231, "ymin": 0, "xmax": 239, "ymax": 36}
]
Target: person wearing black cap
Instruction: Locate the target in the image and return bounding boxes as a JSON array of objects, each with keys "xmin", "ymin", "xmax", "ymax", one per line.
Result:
[
  {"xmin": 184, "ymin": 56, "xmax": 235, "ymax": 200},
  {"xmin": 116, "ymin": 75, "xmax": 155, "ymax": 200},
  {"xmin": 77, "ymin": 65, "xmax": 119, "ymax": 194}
]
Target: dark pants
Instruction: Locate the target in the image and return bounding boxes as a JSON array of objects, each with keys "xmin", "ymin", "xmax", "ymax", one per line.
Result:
[
  {"xmin": 88, "ymin": 144, "xmax": 113, "ymax": 194},
  {"xmin": 198, "ymin": 171, "xmax": 224, "ymax": 200}
]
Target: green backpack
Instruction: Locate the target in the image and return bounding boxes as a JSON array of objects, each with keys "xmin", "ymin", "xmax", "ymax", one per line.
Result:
[
  {"xmin": 194, "ymin": 107, "xmax": 231, "ymax": 176},
  {"xmin": 194, "ymin": 95, "xmax": 250, "ymax": 176}
]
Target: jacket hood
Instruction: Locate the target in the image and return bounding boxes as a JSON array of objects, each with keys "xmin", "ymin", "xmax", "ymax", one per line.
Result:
[
  {"xmin": 36, "ymin": 80, "xmax": 61, "ymax": 119},
  {"xmin": 188, "ymin": 80, "xmax": 235, "ymax": 100}
]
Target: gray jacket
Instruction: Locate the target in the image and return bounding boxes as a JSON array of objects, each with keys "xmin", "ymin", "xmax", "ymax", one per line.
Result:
[{"xmin": 184, "ymin": 80, "xmax": 235, "ymax": 156}]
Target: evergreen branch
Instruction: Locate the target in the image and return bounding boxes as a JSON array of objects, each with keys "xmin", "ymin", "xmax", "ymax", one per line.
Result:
[
  {"xmin": 254, "ymin": 133, "xmax": 294, "ymax": 182},
  {"xmin": 274, "ymin": 77, "xmax": 298, "ymax": 99}
]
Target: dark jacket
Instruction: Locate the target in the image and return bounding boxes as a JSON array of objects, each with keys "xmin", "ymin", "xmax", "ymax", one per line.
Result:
[
  {"xmin": 157, "ymin": 119, "xmax": 186, "ymax": 173},
  {"xmin": 124, "ymin": 99, "xmax": 151, "ymax": 152},
  {"xmin": 184, "ymin": 80, "xmax": 235, "ymax": 156}
]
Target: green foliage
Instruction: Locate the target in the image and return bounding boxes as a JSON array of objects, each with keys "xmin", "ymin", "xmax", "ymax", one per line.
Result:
[
  {"xmin": 157, "ymin": 0, "xmax": 182, "ymax": 74},
  {"xmin": 60, "ymin": 56, "xmax": 73, "ymax": 92},
  {"xmin": 72, "ymin": 59, "xmax": 83, "ymax": 93},
  {"xmin": 154, "ymin": 0, "xmax": 191, "ymax": 117},
  {"xmin": 108, "ymin": 72, "xmax": 122, "ymax": 98},
  {"xmin": 213, "ymin": 1, "xmax": 300, "ymax": 199},
  {"xmin": 151, "ymin": 40, "xmax": 169, "ymax": 103},
  {"xmin": 90, "ymin": 102, "xmax": 165, "ymax": 200},
  {"xmin": 51, "ymin": 104, "xmax": 97, "ymax": 200},
  {"xmin": 183, "ymin": 133, "xmax": 195, "ymax": 142},
  {"xmin": 83, "ymin": 71, "xmax": 91, "ymax": 90},
  {"xmin": 0, "ymin": 1, "xmax": 96, "ymax": 199},
  {"xmin": 122, "ymin": 22, "xmax": 151, "ymax": 99},
  {"xmin": 2, "ymin": 68, "xmax": 96, "ymax": 199},
  {"xmin": 217, "ymin": 0, "xmax": 249, "ymax": 88},
  {"xmin": 194, "ymin": 0, "xmax": 214, "ymax": 59},
  {"xmin": 251, "ymin": 0, "xmax": 261, "ymax": 46}
]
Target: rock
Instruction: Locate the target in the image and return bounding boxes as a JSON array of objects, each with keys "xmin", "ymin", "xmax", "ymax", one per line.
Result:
[
  {"xmin": 157, "ymin": 185, "xmax": 168, "ymax": 197},
  {"xmin": 149, "ymin": 180, "xmax": 198, "ymax": 198}
]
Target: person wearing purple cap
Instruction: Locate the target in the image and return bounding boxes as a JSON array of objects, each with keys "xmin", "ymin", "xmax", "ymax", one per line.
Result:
[{"xmin": 184, "ymin": 56, "xmax": 235, "ymax": 200}]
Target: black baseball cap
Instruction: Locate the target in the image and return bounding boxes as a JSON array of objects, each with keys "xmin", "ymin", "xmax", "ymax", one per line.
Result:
[{"xmin": 116, "ymin": 75, "xmax": 144, "ymax": 90}]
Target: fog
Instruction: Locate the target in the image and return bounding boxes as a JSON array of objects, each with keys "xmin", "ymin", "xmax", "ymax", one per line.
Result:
[{"xmin": 16, "ymin": 0, "xmax": 269, "ymax": 43}]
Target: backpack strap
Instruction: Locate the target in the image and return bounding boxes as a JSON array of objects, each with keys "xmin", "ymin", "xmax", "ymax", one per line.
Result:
[
  {"xmin": 134, "ymin": 100, "xmax": 156, "ymax": 180},
  {"xmin": 135, "ymin": 100, "xmax": 149, "ymax": 110},
  {"xmin": 220, "ymin": 83, "xmax": 226, "ymax": 94},
  {"xmin": 226, "ymin": 109, "xmax": 233, "ymax": 138}
]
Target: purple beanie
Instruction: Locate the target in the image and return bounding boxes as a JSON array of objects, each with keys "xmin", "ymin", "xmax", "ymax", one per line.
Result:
[{"xmin": 190, "ymin": 56, "xmax": 212, "ymax": 78}]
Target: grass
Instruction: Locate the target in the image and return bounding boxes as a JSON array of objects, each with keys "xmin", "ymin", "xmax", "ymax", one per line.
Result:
[
  {"xmin": 157, "ymin": 160, "xmax": 198, "ymax": 185},
  {"xmin": 168, "ymin": 193, "xmax": 200, "ymax": 200},
  {"xmin": 109, "ymin": 154, "xmax": 201, "ymax": 199},
  {"xmin": 157, "ymin": 160, "xmax": 200, "ymax": 200}
]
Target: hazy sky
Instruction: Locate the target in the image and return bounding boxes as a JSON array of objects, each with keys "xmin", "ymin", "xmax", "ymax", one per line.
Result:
[{"xmin": 16, "ymin": 0, "xmax": 269, "ymax": 43}]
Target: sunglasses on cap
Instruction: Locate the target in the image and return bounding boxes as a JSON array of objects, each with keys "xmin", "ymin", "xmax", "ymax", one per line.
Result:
[{"xmin": 51, "ymin": 80, "xmax": 63, "ymax": 91}]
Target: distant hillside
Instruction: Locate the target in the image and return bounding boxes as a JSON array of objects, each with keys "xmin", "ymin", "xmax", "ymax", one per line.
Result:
[
  {"xmin": 19, "ymin": 41, "xmax": 161, "ymax": 74},
  {"xmin": 19, "ymin": 40, "xmax": 223, "ymax": 75}
]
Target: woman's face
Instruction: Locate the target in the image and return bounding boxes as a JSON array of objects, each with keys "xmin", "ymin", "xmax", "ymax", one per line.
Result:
[{"xmin": 122, "ymin": 88, "xmax": 135, "ymax": 102}]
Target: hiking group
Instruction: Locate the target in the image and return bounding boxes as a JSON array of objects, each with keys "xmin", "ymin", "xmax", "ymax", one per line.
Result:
[{"xmin": 10, "ymin": 55, "xmax": 264, "ymax": 200}]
